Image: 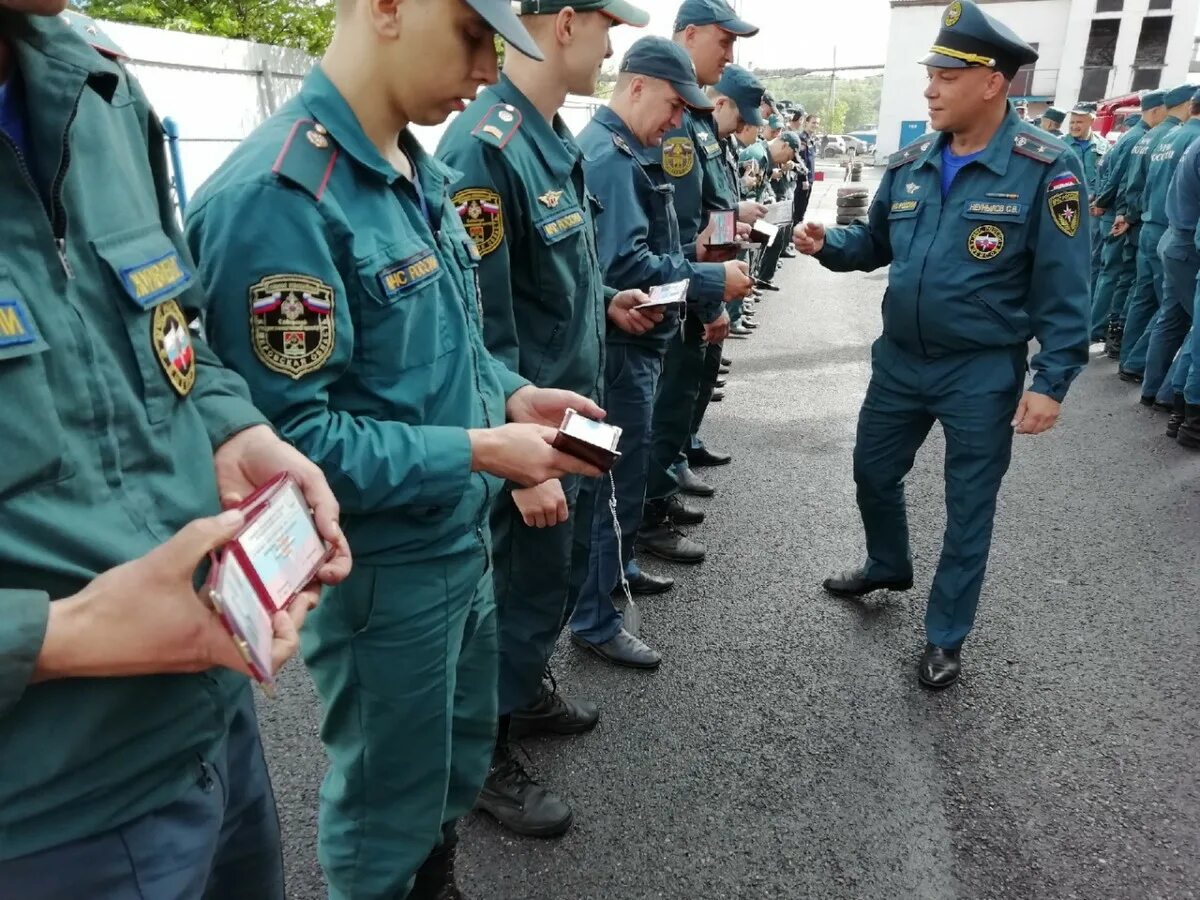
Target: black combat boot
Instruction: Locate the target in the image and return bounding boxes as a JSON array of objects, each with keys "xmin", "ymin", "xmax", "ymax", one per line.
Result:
[
  {"xmin": 1105, "ymin": 320, "xmax": 1123, "ymax": 360},
  {"xmin": 1167, "ymin": 394, "xmax": 1186, "ymax": 438},
  {"xmin": 1176, "ymin": 403, "xmax": 1200, "ymax": 449}
]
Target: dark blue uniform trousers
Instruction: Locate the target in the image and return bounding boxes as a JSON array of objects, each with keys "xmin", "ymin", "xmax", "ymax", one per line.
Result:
[
  {"xmin": 646, "ymin": 320, "xmax": 704, "ymax": 505},
  {"xmin": 1142, "ymin": 228, "xmax": 1198, "ymax": 400},
  {"xmin": 0, "ymin": 686, "xmax": 284, "ymax": 900},
  {"xmin": 571, "ymin": 341, "xmax": 664, "ymax": 644},
  {"xmin": 491, "ymin": 474, "xmax": 581, "ymax": 715},
  {"xmin": 1121, "ymin": 222, "xmax": 1168, "ymax": 374},
  {"xmin": 855, "ymin": 337, "xmax": 1025, "ymax": 650}
]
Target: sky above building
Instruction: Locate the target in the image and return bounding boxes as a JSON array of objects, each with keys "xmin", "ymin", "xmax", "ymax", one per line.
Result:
[{"xmin": 607, "ymin": 0, "xmax": 895, "ymax": 74}]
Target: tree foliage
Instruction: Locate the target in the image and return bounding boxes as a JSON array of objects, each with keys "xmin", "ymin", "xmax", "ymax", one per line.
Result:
[
  {"xmin": 77, "ymin": 0, "xmax": 334, "ymax": 55},
  {"xmin": 760, "ymin": 74, "xmax": 882, "ymax": 133}
]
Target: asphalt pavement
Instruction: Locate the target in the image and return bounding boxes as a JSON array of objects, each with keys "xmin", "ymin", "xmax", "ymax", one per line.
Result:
[{"xmin": 258, "ymin": 165, "xmax": 1200, "ymax": 900}]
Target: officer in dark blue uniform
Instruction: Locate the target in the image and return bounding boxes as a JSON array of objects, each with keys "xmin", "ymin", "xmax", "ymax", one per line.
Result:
[
  {"xmin": 794, "ymin": 0, "xmax": 1090, "ymax": 688},
  {"xmin": 1039, "ymin": 106, "xmax": 1065, "ymax": 136}
]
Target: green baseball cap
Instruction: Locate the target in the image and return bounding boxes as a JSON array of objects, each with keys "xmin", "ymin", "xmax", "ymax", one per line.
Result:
[
  {"xmin": 619, "ymin": 36, "xmax": 714, "ymax": 111},
  {"xmin": 673, "ymin": 0, "xmax": 759, "ymax": 36},
  {"xmin": 467, "ymin": 0, "xmax": 543, "ymax": 60},
  {"xmin": 519, "ymin": 0, "xmax": 651, "ymax": 27},
  {"xmin": 714, "ymin": 65, "xmax": 765, "ymax": 126},
  {"xmin": 779, "ymin": 131, "xmax": 801, "ymax": 153}
]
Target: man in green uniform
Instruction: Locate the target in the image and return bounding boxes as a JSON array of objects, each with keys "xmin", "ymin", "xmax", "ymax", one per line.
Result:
[
  {"xmin": 1039, "ymin": 105, "xmax": 1064, "ymax": 136},
  {"xmin": 436, "ymin": 0, "xmax": 659, "ymax": 839},
  {"xmin": 1091, "ymin": 97, "xmax": 1158, "ymax": 345},
  {"xmin": 186, "ymin": 1, "xmax": 606, "ymax": 897},
  {"xmin": 795, "ymin": 0, "xmax": 1090, "ymax": 689},
  {"xmin": 1112, "ymin": 83, "xmax": 1197, "ymax": 382},
  {"xmin": 637, "ymin": 0, "xmax": 757, "ymax": 564},
  {"xmin": 0, "ymin": 4, "xmax": 349, "ymax": 897},
  {"xmin": 1065, "ymin": 102, "xmax": 1108, "ymax": 283}
]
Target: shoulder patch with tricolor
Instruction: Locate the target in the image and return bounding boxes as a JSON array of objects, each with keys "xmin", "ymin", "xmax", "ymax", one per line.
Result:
[
  {"xmin": 471, "ymin": 103, "xmax": 522, "ymax": 150},
  {"xmin": 453, "ymin": 188, "xmax": 504, "ymax": 256},
  {"xmin": 1046, "ymin": 171, "xmax": 1082, "ymax": 238},
  {"xmin": 248, "ymin": 274, "xmax": 335, "ymax": 380},
  {"xmin": 272, "ymin": 119, "xmax": 339, "ymax": 201},
  {"xmin": 151, "ymin": 299, "xmax": 196, "ymax": 396}
]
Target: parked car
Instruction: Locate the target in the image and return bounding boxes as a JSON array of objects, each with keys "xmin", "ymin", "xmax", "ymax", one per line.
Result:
[
  {"xmin": 840, "ymin": 134, "xmax": 869, "ymax": 155},
  {"xmin": 821, "ymin": 134, "xmax": 846, "ymax": 157}
]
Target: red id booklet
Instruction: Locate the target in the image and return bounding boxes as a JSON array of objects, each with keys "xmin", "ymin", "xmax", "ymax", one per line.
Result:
[{"xmin": 205, "ymin": 473, "xmax": 330, "ymax": 694}]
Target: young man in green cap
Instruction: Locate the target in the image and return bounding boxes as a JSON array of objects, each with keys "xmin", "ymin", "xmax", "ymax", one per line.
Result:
[
  {"xmin": 436, "ymin": 0, "xmax": 660, "ymax": 839},
  {"xmin": 1090, "ymin": 92, "xmax": 1161, "ymax": 345},
  {"xmin": 186, "ymin": 0, "xmax": 610, "ymax": 896},
  {"xmin": 1112, "ymin": 83, "xmax": 1198, "ymax": 383},
  {"xmin": 0, "ymin": 2, "xmax": 351, "ymax": 896},
  {"xmin": 570, "ymin": 35, "xmax": 732, "ymax": 670},
  {"xmin": 794, "ymin": 0, "xmax": 1090, "ymax": 689},
  {"xmin": 635, "ymin": 0, "xmax": 758, "ymax": 563}
]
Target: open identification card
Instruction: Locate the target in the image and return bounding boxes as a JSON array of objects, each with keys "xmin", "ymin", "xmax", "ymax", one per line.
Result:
[
  {"xmin": 206, "ymin": 473, "xmax": 330, "ymax": 695},
  {"xmin": 706, "ymin": 209, "xmax": 753, "ymax": 252},
  {"xmin": 750, "ymin": 218, "xmax": 779, "ymax": 244},
  {"xmin": 635, "ymin": 278, "xmax": 689, "ymax": 309},
  {"xmin": 552, "ymin": 409, "xmax": 623, "ymax": 473}
]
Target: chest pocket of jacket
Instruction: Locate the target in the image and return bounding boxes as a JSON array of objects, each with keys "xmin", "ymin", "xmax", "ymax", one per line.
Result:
[
  {"xmin": 960, "ymin": 200, "xmax": 1030, "ymax": 264},
  {"xmin": 650, "ymin": 182, "xmax": 681, "ymax": 251},
  {"xmin": 356, "ymin": 243, "xmax": 454, "ymax": 373},
  {"xmin": 887, "ymin": 201, "xmax": 921, "ymax": 261},
  {"xmin": 0, "ymin": 281, "xmax": 72, "ymax": 498},
  {"xmin": 93, "ymin": 223, "xmax": 199, "ymax": 424}
]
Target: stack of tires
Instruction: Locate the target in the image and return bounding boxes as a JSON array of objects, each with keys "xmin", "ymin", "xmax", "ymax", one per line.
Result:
[{"xmin": 836, "ymin": 187, "xmax": 870, "ymax": 226}]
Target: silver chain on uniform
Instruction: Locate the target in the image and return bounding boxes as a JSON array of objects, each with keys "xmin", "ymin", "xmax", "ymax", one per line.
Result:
[{"xmin": 608, "ymin": 471, "xmax": 634, "ymax": 606}]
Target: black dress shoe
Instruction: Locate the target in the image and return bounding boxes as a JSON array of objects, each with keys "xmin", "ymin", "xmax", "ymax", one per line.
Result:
[
  {"xmin": 918, "ymin": 643, "xmax": 961, "ymax": 689},
  {"xmin": 715, "ymin": 377, "xmax": 727, "ymax": 388},
  {"xmin": 1139, "ymin": 394, "xmax": 1155, "ymax": 407},
  {"xmin": 572, "ymin": 628, "xmax": 661, "ymax": 669},
  {"xmin": 1118, "ymin": 368, "xmax": 1144, "ymax": 384},
  {"xmin": 686, "ymin": 445, "xmax": 732, "ymax": 467},
  {"xmin": 781, "ymin": 246, "xmax": 797, "ymax": 258},
  {"xmin": 477, "ymin": 743, "xmax": 573, "ymax": 837},
  {"xmin": 1153, "ymin": 399, "xmax": 1174, "ymax": 411},
  {"xmin": 710, "ymin": 389, "xmax": 726, "ymax": 401},
  {"xmin": 622, "ymin": 570, "xmax": 675, "ymax": 595},
  {"xmin": 509, "ymin": 683, "xmax": 599, "ymax": 738},
  {"xmin": 822, "ymin": 567, "xmax": 913, "ymax": 598},
  {"xmin": 636, "ymin": 522, "xmax": 706, "ymax": 563},
  {"xmin": 756, "ymin": 278, "xmax": 780, "ymax": 291},
  {"xmin": 675, "ymin": 466, "xmax": 716, "ymax": 497},
  {"xmin": 718, "ymin": 365, "xmax": 731, "ymax": 375},
  {"xmin": 1167, "ymin": 394, "xmax": 1186, "ymax": 438},
  {"xmin": 665, "ymin": 492, "xmax": 705, "ymax": 525},
  {"xmin": 742, "ymin": 320, "xmax": 758, "ymax": 330},
  {"xmin": 410, "ymin": 839, "xmax": 464, "ymax": 900},
  {"xmin": 721, "ymin": 356, "xmax": 732, "ymax": 367},
  {"xmin": 1178, "ymin": 403, "xmax": 1200, "ymax": 449}
]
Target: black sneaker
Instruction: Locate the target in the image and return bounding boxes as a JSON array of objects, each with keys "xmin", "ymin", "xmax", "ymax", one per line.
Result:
[{"xmin": 477, "ymin": 743, "xmax": 573, "ymax": 838}]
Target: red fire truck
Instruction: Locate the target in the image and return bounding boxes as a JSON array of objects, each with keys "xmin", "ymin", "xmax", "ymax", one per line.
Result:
[{"xmin": 1093, "ymin": 92, "xmax": 1142, "ymax": 140}]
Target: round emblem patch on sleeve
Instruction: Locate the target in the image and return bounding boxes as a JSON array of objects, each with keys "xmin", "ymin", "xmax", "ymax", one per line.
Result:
[
  {"xmin": 248, "ymin": 274, "xmax": 335, "ymax": 380},
  {"xmin": 152, "ymin": 299, "xmax": 196, "ymax": 397},
  {"xmin": 453, "ymin": 188, "xmax": 504, "ymax": 257},
  {"xmin": 967, "ymin": 224, "xmax": 1005, "ymax": 260},
  {"xmin": 662, "ymin": 137, "xmax": 696, "ymax": 178}
]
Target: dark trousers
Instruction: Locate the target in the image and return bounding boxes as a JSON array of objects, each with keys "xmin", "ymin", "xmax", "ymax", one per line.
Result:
[
  {"xmin": 792, "ymin": 182, "xmax": 811, "ymax": 225},
  {"xmin": 491, "ymin": 474, "xmax": 581, "ymax": 715},
  {"xmin": 1143, "ymin": 228, "xmax": 1199, "ymax": 399},
  {"xmin": 571, "ymin": 341, "xmax": 664, "ymax": 643},
  {"xmin": 645, "ymin": 318, "xmax": 707, "ymax": 503},
  {"xmin": 756, "ymin": 223, "xmax": 789, "ymax": 282},
  {"xmin": 0, "ymin": 686, "xmax": 284, "ymax": 900},
  {"xmin": 1121, "ymin": 222, "xmax": 1167, "ymax": 373},
  {"xmin": 854, "ymin": 337, "xmax": 1024, "ymax": 650}
]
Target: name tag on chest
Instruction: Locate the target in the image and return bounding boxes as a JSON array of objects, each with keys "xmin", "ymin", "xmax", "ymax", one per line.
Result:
[
  {"xmin": 377, "ymin": 249, "xmax": 443, "ymax": 300},
  {"xmin": 120, "ymin": 251, "xmax": 193, "ymax": 308},
  {"xmin": 538, "ymin": 208, "xmax": 586, "ymax": 244}
]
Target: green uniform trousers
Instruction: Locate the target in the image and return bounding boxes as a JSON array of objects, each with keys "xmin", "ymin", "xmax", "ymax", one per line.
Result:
[
  {"xmin": 301, "ymin": 545, "xmax": 498, "ymax": 899},
  {"xmin": 490, "ymin": 475, "xmax": 581, "ymax": 716}
]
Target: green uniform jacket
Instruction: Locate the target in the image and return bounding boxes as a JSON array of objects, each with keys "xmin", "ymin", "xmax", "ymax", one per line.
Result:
[
  {"xmin": 187, "ymin": 67, "xmax": 527, "ymax": 566},
  {"xmin": 659, "ymin": 110, "xmax": 733, "ymax": 323},
  {"xmin": 1094, "ymin": 119, "xmax": 1148, "ymax": 209},
  {"xmin": 436, "ymin": 76, "xmax": 606, "ymax": 402},
  {"xmin": 818, "ymin": 111, "xmax": 1091, "ymax": 402},
  {"xmin": 737, "ymin": 139, "xmax": 769, "ymax": 201},
  {"xmin": 1117, "ymin": 116, "xmax": 1182, "ymax": 224},
  {"xmin": 0, "ymin": 12, "xmax": 267, "ymax": 859},
  {"xmin": 1143, "ymin": 118, "xmax": 1200, "ymax": 226},
  {"xmin": 1069, "ymin": 132, "xmax": 1109, "ymax": 198}
]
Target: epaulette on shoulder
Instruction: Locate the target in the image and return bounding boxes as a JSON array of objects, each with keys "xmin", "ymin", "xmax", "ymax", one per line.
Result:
[
  {"xmin": 58, "ymin": 10, "xmax": 127, "ymax": 60},
  {"xmin": 470, "ymin": 103, "xmax": 522, "ymax": 150},
  {"xmin": 1012, "ymin": 128, "xmax": 1065, "ymax": 165},
  {"xmin": 888, "ymin": 133, "xmax": 937, "ymax": 170},
  {"xmin": 272, "ymin": 118, "xmax": 339, "ymax": 202}
]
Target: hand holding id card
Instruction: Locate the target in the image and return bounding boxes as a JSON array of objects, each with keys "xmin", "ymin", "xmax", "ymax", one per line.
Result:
[
  {"xmin": 552, "ymin": 409, "xmax": 622, "ymax": 472},
  {"xmin": 635, "ymin": 278, "xmax": 689, "ymax": 309},
  {"xmin": 205, "ymin": 473, "xmax": 332, "ymax": 694}
]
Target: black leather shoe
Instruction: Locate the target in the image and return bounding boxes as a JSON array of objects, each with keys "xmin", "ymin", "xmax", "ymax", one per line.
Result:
[
  {"xmin": 665, "ymin": 492, "xmax": 705, "ymax": 525},
  {"xmin": 1118, "ymin": 368, "xmax": 1144, "ymax": 384},
  {"xmin": 1177, "ymin": 404, "xmax": 1200, "ymax": 449},
  {"xmin": 1167, "ymin": 394, "xmax": 1186, "ymax": 438},
  {"xmin": 675, "ymin": 466, "xmax": 715, "ymax": 497},
  {"xmin": 1153, "ymin": 399, "xmax": 1174, "ymax": 411},
  {"xmin": 756, "ymin": 278, "xmax": 780, "ymax": 291},
  {"xmin": 636, "ymin": 523, "xmax": 706, "ymax": 563},
  {"xmin": 410, "ymin": 836, "xmax": 464, "ymax": 900},
  {"xmin": 477, "ymin": 743, "xmax": 573, "ymax": 837},
  {"xmin": 718, "ymin": 365, "xmax": 731, "ymax": 375},
  {"xmin": 572, "ymin": 628, "xmax": 661, "ymax": 669},
  {"xmin": 721, "ymin": 356, "xmax": 732, "ymax": 367},
  {"xmin": 1139, "ymin": 394, "xmax": 1155, "ymax": 407},
  {"xmin": 509, "ymin": 682, "xmax": 599, "ymax": 738},
  {"xmin": 621, "ymin": 570, "xmax": 675, "ymax": 595},
  {"xmin": 715, "ymin": 377, "xmax": 727, "ymax": 388},
  {"xmin": 822, "ymin": 567, "xmax": 913, "ymax": 597},
  {"xmin": 710, "ymin": 389, "xmax": 726, "ymax": 401},
  {"xmin": 686, "ymin": 445, "xmax": 732, "ymax": 467},
  {"xmin": 918, "ymin": 643, "xmax": 961, "ymax": 689},
  {"xmin": 742, "ymin": 319, "xmax": 758, "ymax": 330},
  {"xmin": 1105, "ymin": 324, "xmax": 1123, "ymax": 360},
  {"xmin": 781, "ymin": 246, "xmax": 797, "ymax": 258}
]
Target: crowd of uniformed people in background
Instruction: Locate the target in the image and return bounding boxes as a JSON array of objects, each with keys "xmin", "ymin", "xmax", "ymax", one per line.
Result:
[{"xmin": 1, "ymin": 0, "xmax": 1196, "ymax": 897}]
